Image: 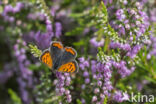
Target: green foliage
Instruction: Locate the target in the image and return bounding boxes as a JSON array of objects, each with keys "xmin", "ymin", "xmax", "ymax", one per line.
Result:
[
  {"xmin": 28, "ymin": 64, "xmax": 41, "ymax": 71},
  {"xmin": 97, "ymin": 47, "xmax": 120, "ymax": 63},
  {"xmin": 0, "ymin": 0, "xmax": 156, "ymax": 104},
  {"xmin": 8, "ymin": 89, "xmax": 22, "ymax": 104},
  {"xmin": 29, "ymin": 44, "xmax": 42, "ymax": 58},
  {"xmin": 35, "ymin": 70, "xmax": 62, "ymax": 104},
  {"xmin": 103, "ymin": 96, "xmax": 107, "ymax": 104},
  {"xmin": 137, "ymin": 46, "xmax": 156, "ymax": 84},
  {"xmin": 37, "ymin": 0, "xmax": 53, "ymax": 22},
  {"xmin": 0, "ymin": 6, "xmax": 3, "ymax": 14},
  {"xmin": 95, "ymin": 2, "xmax": 125, "ymax": 43},
  {"xmin": 76, "ymin": 99, "xmax": 82, "ymax": 104}
]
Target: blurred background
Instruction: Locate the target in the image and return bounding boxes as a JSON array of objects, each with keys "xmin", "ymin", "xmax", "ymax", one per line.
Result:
[{"xmin": 0, "ymin": 0, "xmax": 156, "ymax": 104}]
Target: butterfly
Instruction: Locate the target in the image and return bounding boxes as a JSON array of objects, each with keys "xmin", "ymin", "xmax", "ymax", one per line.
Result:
[{"xmin": 40, "ymin": 41, "xmax": 79, "ymax": 73}]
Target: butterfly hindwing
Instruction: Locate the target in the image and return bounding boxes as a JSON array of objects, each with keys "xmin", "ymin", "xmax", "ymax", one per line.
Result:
[
  {"xmin": 58, "ymin": 61, "xmax": 78, "ymax": 73},
  {"xmin": 50, "ymin": 41, "xmax": 64, "ymax": 69},
  {"xmin": 59, "ymin": 47, "xmax": 77, "ymax": 66},
  {"xmin": 40, "ymin": 49, "xmax": 53, "ymax": 68}
]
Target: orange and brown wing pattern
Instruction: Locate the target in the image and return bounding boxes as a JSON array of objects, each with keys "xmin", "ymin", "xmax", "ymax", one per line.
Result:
[
  {"xmin": 51, "ymin": 41, "xmax": 63, "ymax": 49},
  {"xmin": 40, "ymin": 50, "xmax": 53, "ymax": 68},
  {"xmin": 58, "ymin": 61, "xmax": 78, "ymax": 73},
  {"xmin": 65, "ymin": 47, "xmax": 76, "ymax": 56}
]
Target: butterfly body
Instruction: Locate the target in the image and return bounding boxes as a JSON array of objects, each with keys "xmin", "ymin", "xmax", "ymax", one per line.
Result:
[{"xmin": 40, "ymin": 41, "xmax": 78, "ymax": 73}]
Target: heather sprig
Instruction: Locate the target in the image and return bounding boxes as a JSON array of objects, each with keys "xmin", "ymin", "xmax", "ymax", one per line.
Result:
[
  {"xmin": 29, "ymin": 44, "xmax": 42, "ymax": 58},
  {"xmin": 96, "ymin": 0, "xmax": 150, "ymax": 68},
  {"xmin": 97, "ymin": 47, "xmax": 121, "ymax": 63},
  {"xmin": 36, "ymin": 0, "xmax": 53, "ymax": 23},
  {"xmin": 93, "ymin": 2, "xmax": 125, "ymax": 43},
  {"xmin": 76, "ymin": 1, "xmax": 152, "ymax": 103},
  {"xmin": 14, "ymin": 38, "xmax": 34, "ymax": 104},
  {"xmin": 35, "ymin": 69, "xmax": 61, "ymax": 104}
]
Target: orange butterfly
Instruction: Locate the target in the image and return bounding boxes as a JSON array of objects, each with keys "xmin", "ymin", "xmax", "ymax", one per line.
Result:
[{"xmin": 40, "ymin": 41, "xmax": 78, "ymax": 73}]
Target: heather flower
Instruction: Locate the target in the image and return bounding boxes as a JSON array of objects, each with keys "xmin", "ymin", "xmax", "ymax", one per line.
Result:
[
  {"xmin": 90, "ymin": 37, "xmax": 104, "ymax": 47},
  {"xmin": 55, "ymin": 22, "xmax": 62, "ymax": 38},
  {"xmin": 13, "ymin": 39, "xmax": 34, "ymax": 103},
  {"xmin": 78, "ymin": 57, "xmax": 90, "ymax": 70},
  {"xmin": 0, "ymin": 0, "xmax": 155, "ymax": 104},
  {"xmin": 79, "ymin": 57, "xmax": 113, "ymax": 103},
  {"xmin": 94, "ymin": 88, "xmax": 100, "ymax": 94},
  {"xmin": 85, "ymin": 78, "xmax": 90, "ymax": 84},
  {"xmin": 0, "ymin": 63, "xmax": 14, "ymax": 84},
  {"xmin": 147, "ymin": 35, "xmax": 156, "ymax": 59},
  {"xmin": 1, "ymin": 2, "xmax": 25, "ymax": 22},
  {"xmin": 27, "ymin": 12, "xmax": 45, "ymax": 20},
  {"xmin": 113, "ymin": 91, "xmax": 123, "ymax": 102},
  {"xmin": 112, "ymin": 60, "xmax": 135, "ymax": 78},
  {"xmin": 81, "ymin": 98, "xmax": 86, "ymax": 104},
  {"xmin": 113, "ymin": 91, "xmax": 129, "ymax": 102},
  {"xmin": 122, "ymin": 92, "xmax": 129, "ymax": 101},
  {"xmin": 92, "ymin": 96, "xmax": 97, "ymax": 102},
  {"xmin": 150, "ymin": 8, "xmax": 156, "ymax": 22},
  {"xmin": 24, "ymin": 31, "xmax": 53, "ymax": 50},
  {"xmin": 108, "ymin": 1, "xmax": 150, "ymax": 57},
  {"xmin": 54, "ymin": 72, "xmax": 72, "ymax": 103},
  {"xmin": 83, "ymin": 71, "xmax": 89, "ymax": 77}
]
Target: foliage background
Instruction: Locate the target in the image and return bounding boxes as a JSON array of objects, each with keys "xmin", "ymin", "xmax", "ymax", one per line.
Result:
[{"xmin": 0, "ymin": 0, "xmax": 156, "ymax": 104}]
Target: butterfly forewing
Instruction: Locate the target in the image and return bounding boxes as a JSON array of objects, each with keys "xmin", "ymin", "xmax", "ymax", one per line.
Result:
[
  {"xmin": 40, "ymin": 50, "xmax": 53, "ymax": 68},
  {"xmin": 58, "ymin": 47, "xmax": 77, "ymax": 66}
]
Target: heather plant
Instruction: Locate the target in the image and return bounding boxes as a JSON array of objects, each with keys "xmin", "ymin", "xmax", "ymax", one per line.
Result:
[{"xmin": 0, "ymin": 0, "xmax": 156, "ymax": 104}]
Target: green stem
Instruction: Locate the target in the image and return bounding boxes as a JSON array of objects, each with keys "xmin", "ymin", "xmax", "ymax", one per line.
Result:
[{"xmin": 38, "ymin": 0, "xmax": 54, "ymax": 23}]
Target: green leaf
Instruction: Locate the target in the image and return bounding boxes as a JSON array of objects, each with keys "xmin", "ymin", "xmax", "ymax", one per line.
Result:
[
  {"xmin": 70, "ymin": 13, "xmax": 85, "ymax": 18},
  {"xmin": 101, "ymin": 1, "xmax": 108, "ymax": 22},
  {"xmin": 29, "ymin": 0, "xmax": 36, "ymax": 4},
  {"xmin": 0, "ymin": 6, "xmax": 3, "ymax": 14},
  {"xmin": 145, "ymin": 76, "xmax": 156, "ymax": 84},
  {"xmin": 28, "ymin": 64, "xmax": 41, "ymax": 71},
  {"xmin": 8, "ymin": 89, "xmax": 22, "ymax": 104},
  {"xmin": 65, "ymin": 27, "xmax": 84, "ymax": 36},
  {"xmin": 103, "ymin": 96, "xmax": 107, "ymax": 104},
  {"xmin": 73, "ymin": 39, "xmax": 85, "ymax": 46},
  {"xmin": 76, "ymin": 99, "xmax": 82, "ymax": 104}
]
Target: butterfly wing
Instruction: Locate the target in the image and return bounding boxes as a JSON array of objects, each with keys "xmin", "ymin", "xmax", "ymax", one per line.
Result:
[
  {"xmin": 59, "ymin": 47, "xmax": 77, "ymax": 66},
  {"xmin": 58, "ymin": 61, "xmax": 78, "ymax": 73},
  {"xmin": 50, "ymin": 41, "xmax": 64, "ymax": 69},
  {"xmin": 40, "ymin": 49, "xmax": 53, "ymax": 68}
]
